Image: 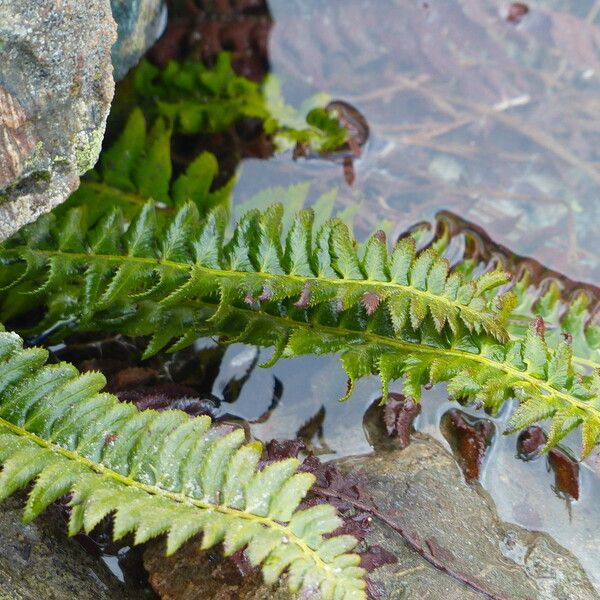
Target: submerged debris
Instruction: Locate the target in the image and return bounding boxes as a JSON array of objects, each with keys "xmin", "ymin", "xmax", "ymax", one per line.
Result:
[
  {"xmin": 516, "ymin": 425, "xmax": 547, "ymax": 460},
  {"xmin": 506, "ymin": 3, "xmax": 529, "ymax": 24},
  {"xmin": 363, "ymin": 393, "xmax": 421, "ymax": 450},
  {"xmin": 548, "ymin": 447, "xmax": 580, "ymax": 501},
  {"xmin": 440, "ymin": 409, "xmax": 495, "ymax": 482}
]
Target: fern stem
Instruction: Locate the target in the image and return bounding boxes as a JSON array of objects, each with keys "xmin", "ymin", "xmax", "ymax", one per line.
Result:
[
  {"xmin": 0, "ymin": 413, "xmax": 335, "ymax": 577},
  {"xmin": 269, "ymin": 310, "xmax": 600, "ymax": 424},
  {"xmin": 1, "ymin": 247, "xmax": 503, "ymax": 341},
  {"xmin": 3, "ymin": 244, "xmax": 599, "ymax": 429},
  {"xmin": 151, "ymin": 293, "xmax": 600, "ymax": 430}
]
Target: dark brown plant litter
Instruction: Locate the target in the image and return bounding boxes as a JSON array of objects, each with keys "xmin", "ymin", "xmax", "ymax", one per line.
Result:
[
  {"xmin": 516, "ymin": 425, "xmax": 580, "ymax": 501},
  {"xmin": 440, "ymin": 409, "xmax": 495, "ymax": 482},
  {"xmin": 149, "ymin": 0, "xmax": 273, "ymax": 82},
  {"xmin": 517, "ymin": 425, "xmax": 548, "ymax": 460},
  {"xmin": 548, "ymin": 447, "xmax": 580, "ymax": 501},
  {"xmin": 382, "ymin": 394, "xmax": 422, "ymax": 446},
  {"xmin": 122, "ymin": 389, "xmax": 219, "ymax": 418},
  {"xmin": 362, "ymin": 393, "xmax": 421, "ymax": 450},
  {"xmin": 507, "ymin": 3, "xmax": 530, "ymax": 24},
  {"xmin": 359, "ymin": 545, "xmax": 397, "ymax": 575}
]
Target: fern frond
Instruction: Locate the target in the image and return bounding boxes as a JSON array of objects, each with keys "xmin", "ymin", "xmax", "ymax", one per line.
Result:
[
  {"xmin": 65, "ymin": 108, "xmax": 233, "ymax": 220},
  {"xmin": 0, "ymin": 201, "xmax": 512, "ymax": 346},
  {"xmin": 424, "ymin": 216, "xmax": 600, "ymax": 373},
  {"xmin": 133, "ymin": 55, "xmax": 348, "ymax": 153},
  {"xmin": 508, "ymin": 270, "xmax": 600, "ymax": 372},
  {"xmin": 4, "ymin": 203, "xmax": 600, "ymax": 453},
  {"xmin": 0, "ymin": 331, "xmax": 366, "ymax": 599},
  {"xmin": 134, "ymin": 54, "xmax": 269, "ymax": 134}
]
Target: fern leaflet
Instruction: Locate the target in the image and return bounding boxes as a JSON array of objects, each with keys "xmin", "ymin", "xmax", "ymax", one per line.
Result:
[
  {"xmin": 0, "ymin": 330, "xmax": 366, "ymax": 599},
  {"xmin": 425, "ymin": 216, "xmax": 600, "ymax": 373},
  {"xmin": 0, "ymin": 200, "xmax": 512, "ymax": 346},
  {"xmin": 508, "ymin": 271, "xmax": 600, "ymax": 372},
  {"xmin": 133, "ymin": 55, "xmax": 348, "ymax": 153},
  {"xmin": 64, "ymin": 108, "xmax": 233, "ymax": 221}
]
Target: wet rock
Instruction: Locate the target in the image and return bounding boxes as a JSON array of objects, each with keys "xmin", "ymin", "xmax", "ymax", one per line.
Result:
[
  {"xmin": 145, "ymin": 545, "xmax": 282, "ymax": 600},
  {"xmin": 0, "ymin": 0, "xmax": 116, "ymax": 241},
  {"xmin": 143, "ymin": 433, "xmax": 598, "ymax": 600},
  {"xmin": 333, "ymin": 435, "xmax": 597, "ymax": 600},
  {"xmin": 111, "ymin": 0, "xmax": 167, "ymax": 80},
  {"xmin": 0, "ymin": 494, "xmax": 137, "ymax": 599}
]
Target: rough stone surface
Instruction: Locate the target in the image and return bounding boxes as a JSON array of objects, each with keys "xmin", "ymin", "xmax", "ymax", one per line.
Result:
[
  {"xmin": 334, "ymin": 435, "xmax": 598, "ymax": 600},
  {"xmin": 0, "ymin": 494, "xmax": 137, "ymax": 599},
  {"xmin": 0, "ymin": 0, "xmax": 116, "ymax": 241},
  {"xmin": 144, "ymin": 433, "xmax": 599, "ymax": 600},
  {"xmin": 111, "ymin": 0, "xmax": 167, "ymax": 80}
]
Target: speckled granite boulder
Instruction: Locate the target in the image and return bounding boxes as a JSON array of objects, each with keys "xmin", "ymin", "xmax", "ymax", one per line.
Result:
[
  {"xmin": 111, "ymin": 0, "xmax": 167, "ymax": 80},
  {"xmin": 0, "ymin": 0, "xmax": 116, "ymax": 241}
]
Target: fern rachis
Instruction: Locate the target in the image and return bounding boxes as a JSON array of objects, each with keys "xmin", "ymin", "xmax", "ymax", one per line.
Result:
[{"xmin": 0, "ymin": 330, "xmax": 366, "ymax": 599}]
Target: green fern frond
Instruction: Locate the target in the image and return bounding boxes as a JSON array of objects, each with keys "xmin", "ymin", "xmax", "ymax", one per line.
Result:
[
  {"xmin": 134, "ymin": 54, "xmax": 268, "ymax": 134},
  {"xmin": 0, "ymin": 200, "xmax": 512, "ymax": 346},
  {"xmin": 508, "ymin": 270, "xmax": 600, "ymax": 371},
  {"xmin": 65, "ymin": 108, "xmax": 233, "ymax": 220},
  {"xmin": 234, "ymin": 185, "xmax": 375, "ymax": 235},
  {"xmin": 424, "ymin": 216, "xmax": 600, "ymax": 373},
  {"xmin": 4, "ymin": 203, "xmax": 600, "ymax": 453},
  {"xmin": 0, "ymin": 330, "xmax": 366, "ymax": 599},
  {"xmin": 133, "ymin": 55, "xmax": 348, "ymax": 153}
]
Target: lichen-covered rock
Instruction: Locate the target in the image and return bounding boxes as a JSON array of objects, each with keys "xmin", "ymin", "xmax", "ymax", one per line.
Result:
[
  {"xmin": 144, "ymin": 433, "xmax": 599, "ymax": 600},
  {"xmin": 0, "ymin": 0, "xmax": 116, "ymax": 241},
  {"xmin": 111, "ymin": 0, "xmax": 167, "ymax": 80}
]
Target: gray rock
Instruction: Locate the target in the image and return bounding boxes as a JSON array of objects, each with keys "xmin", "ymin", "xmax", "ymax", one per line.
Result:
[
  {"xmin": 145, "ymin": 433, "xmax": 599, "ymax": 600},
  {"xmin": 0, "ymin": 494, "xmax": 137, "ymax": 599},
  {"xmin": 334, "ymin": 434, "xmax": 598, "ymax": 600},
  {"xmin": 111, "ymin": 0, "xmax": 167, "ymax": 80},
  {"xmin": 0, "ymin": 0, "xmax": 116, "ymax": 241}
]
